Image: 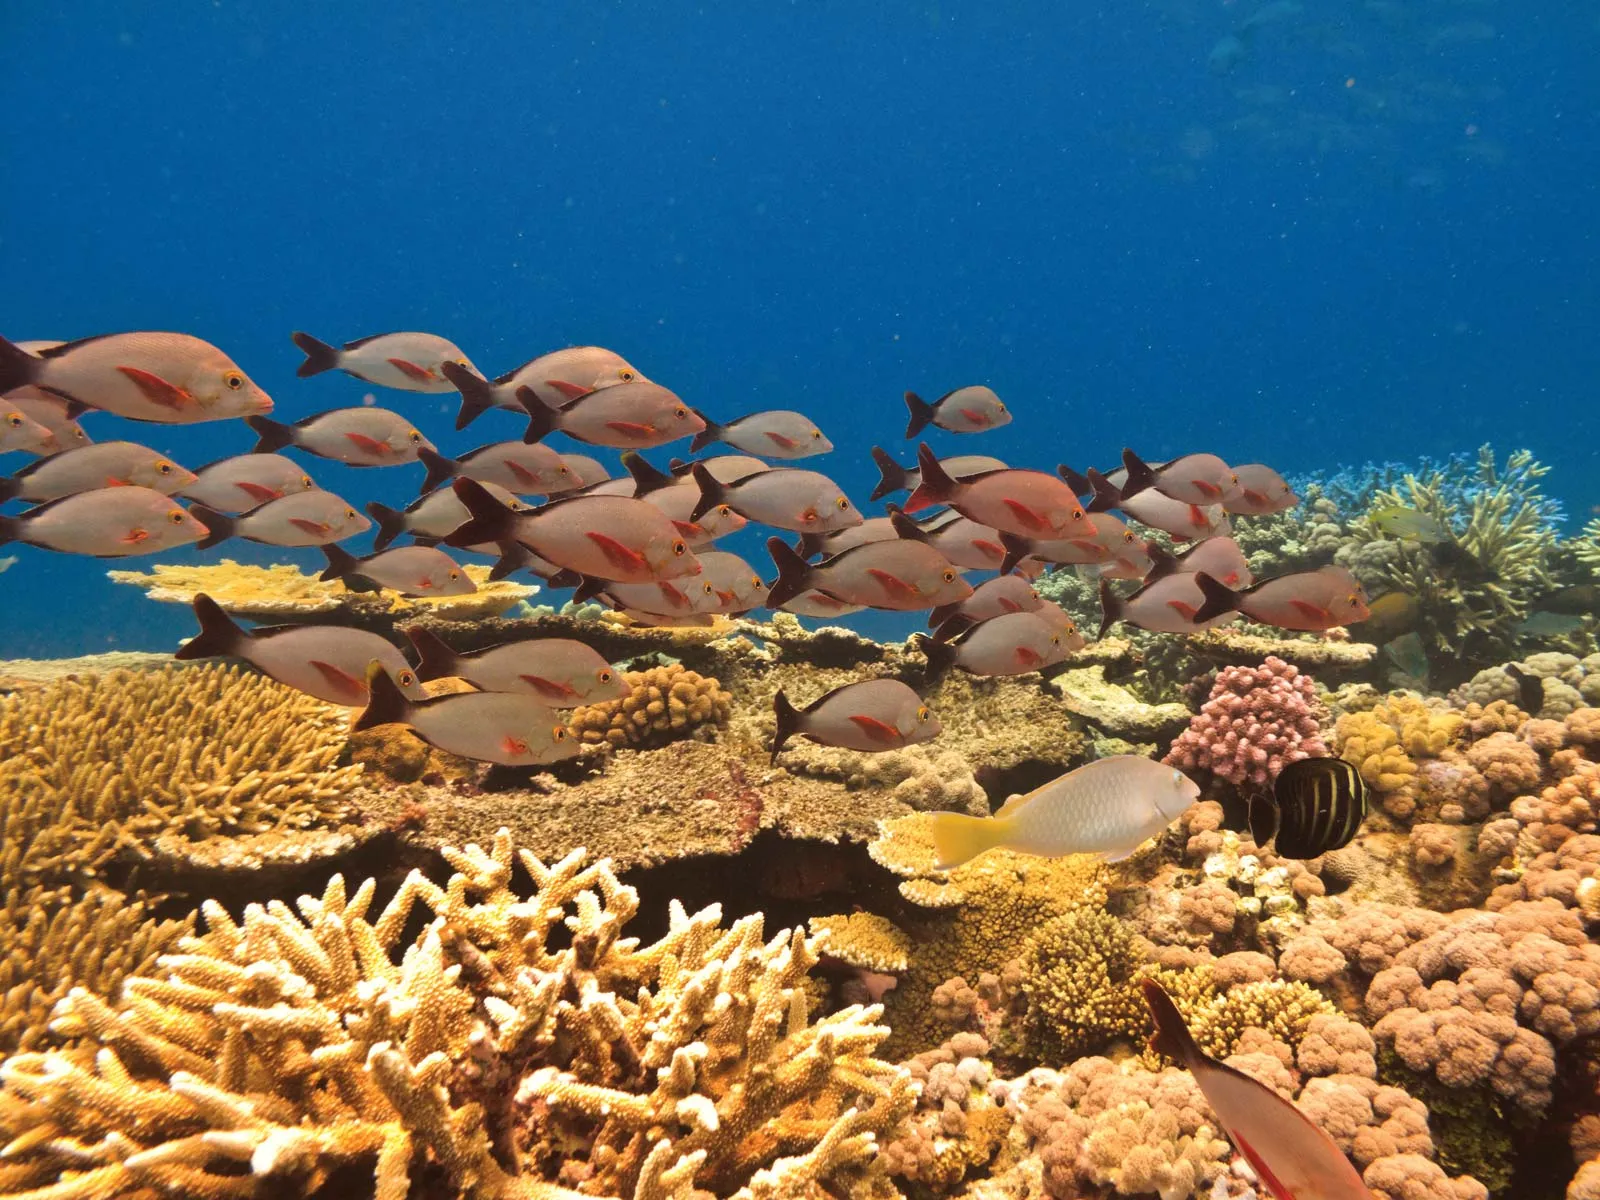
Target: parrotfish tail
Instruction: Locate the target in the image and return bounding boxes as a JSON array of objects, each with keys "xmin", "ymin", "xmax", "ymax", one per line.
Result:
[
  {"xmin": 0, "ymin": 473, "xmax": 18, "ymax": 504},
  {"xmin": 290, "ymin": 331, "xmax": 340, "ymax": 378},
  {"xmin": 925, "ymin": 811, "xmax": 1002, "ymax": 871},
  {"xmin": 571, "ymin": 575, "xmax": 610, "ymax": 604},
  {"xmin": 886, "ymin": 504, "xmax": 929, "ymax": 543},
  {"xmin": 687, "ymin": 409, "xmax": 721, "ymax": 453},
  {"xmin": 909, "ymin": 632, "xmax": 956, "ymax": 676},
  {"xmin": 174, "ymin": 593, "xmax": 245, "ymax": 660},
  {"xmin": 189, "ymin": 505, "xmax": 237, "ymax": 551},
  {"xmin": 442, "ymin": 361, "xmax": 498, "ymax": 431},
  {"xmin": 869, "ymin": 445, "xmax": 910, "ymax": 502},
  {"xmin": 515, "ymin": 386, "xmax": 556, "ymax": 444},
  {"xmin": 366, "ymin": 502, "xmax": 408, "ymax": 552},
  {"xmin": 441, "ymin": 478, "xmax": 516, "ymax": 549},
  {"xmin": 904, "ymin": 443, "xmax": 953, "ymax": 512},
  {"xmin": 998, "ymin": 532, "xmax": 1036, "ymax": 577},
  {"xmin": 1118, "ymin": 448, "xmax": 1157, "ymax": 500},
  {"xmin": 903, "ymin": 390, "xmax": 936, "ymax": 439},
  {"xmin": 621, "ymin": 451, "xmax": 674, "ymax": 496},
  {"xmin": 245, "ymin": 415, "xmax": 296, "ymax": 455},
  {"xmin": 318, "ymin": 543, "xmax": 360, "ymax": 583},
  {"xmin": 1084, "ymin": 468, "xmax": 1123, "ymax": 515},
  {"xmin": 764, "ymin": 536, "xmax": 816, "ymax": 609},
  {"xmin": 1192, "ymin": 572, "xmax": 1242, "ymax": 625},
  {"xmin": 1140, "ymin": 978, "xmax": 1203, "ymax": 1069},
  {"xmin": 770, "ymin": 688, "xmax": 803, "ymax": 764},
  {"xmin": 0, "ymin": 336, "xmax": 42, "ymax": 394},
  {"xmin": 352, "ymin": 661, "xmax": 412, "ymax": 732},
  {"xmin": 1096, "ymin": 578, "xmax": 1125, "ymax": 640},
  {"xmin": 1056, "ymin": 464, "xmax": 1092, "ymax": 498},
  {"xmin": 0, "ymin": 514, "xmax": 18, "ymax": 547},
  {"xmin": 404, "ymin": 627, "xmax": 460, "ymax": 682},
  {"xmin": 688, "ymin": 463, "xmax": 727, "ymax": 523},
  {"xmin": 416, "ymin": 446, "xmax": 460, "ymax": 495}
]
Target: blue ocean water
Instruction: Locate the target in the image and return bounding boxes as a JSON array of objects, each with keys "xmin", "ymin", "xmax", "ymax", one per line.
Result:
[{"xmin": 2, "ymin": 2, "xmax": 1596, "ymax": 659}]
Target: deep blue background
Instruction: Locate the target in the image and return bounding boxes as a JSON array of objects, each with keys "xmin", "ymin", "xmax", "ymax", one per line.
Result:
[{"xmin": 3, "ymin": 2, "xmax": 1597, "ymax": 657}]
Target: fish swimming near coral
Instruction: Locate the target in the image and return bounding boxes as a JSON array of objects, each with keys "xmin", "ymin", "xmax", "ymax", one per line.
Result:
[
  {"xmin": 620, "ymin": 453, "xmax": 747, "ymax": 546},
  {"xmin": 0, "ymin": 441, "xmax": 197, "ymax": 502},
  {"xmin": 1247, "ymin": 756, "xmax": 1368, "ymax": 860},
  {"xmin": 417, "ymin": 442, "xmax": 572, "ymax": 496},
  {"xmin": 1368, "ymin": 504, "xmax": 1451, "ymax": 543},
  {"xmin": 688, "ymin": 549, "xmax": 769, "ymax": 612},
  {"xmin": 770, "ymin": 679, "xmax": 940, "ymax": 762},
  {"xmin": 1065, "ymin": 465, "xmax": 1231, "ymax": 541},
  {"xmin": 902, "ymin": 386, "xmax": 1010, "ymax": 437},
  {"xmin": 355, "ymin": 661, "xmax": 580, "ymax": 767},
  {"xmin": 776, "ymin": 589, "xmax": 866, "ymax": 618},
  {"xmin": 867, "ymin": 445, "xmax": 1008, "ymax": 502},
  {"xmin": 795, "ymin": 515, "xmax": 899, "ymax": 559},
  {"xmin": 1141, "ymin": 979, "xmax": 1373, "ymax": 1199},
  {"xmin": 291, "ymin": 330, "xmax": 476, "ymax": 392},
  {"xmin": 913, "ymin": 610, "xmax": 1076, "ymax": 677},
  {"xmin": 1115, "ymin": 449, "xmax": 1236, "ymax": 506},
  {"xmin": 367, "ymin": 479, "xmax": 526, "ymax": 551},
  {"xmin": 927, "ymin": 573, "xmax": 1041, "ymax": 627},
  {"xmin": 191, "ymin": 490, "xmax": 370, "ymax": 549},
  {"xmin": 247, "ymin": 408, "xmax": 434, "ymax": 467},
  {"xmin": 1194, "ymin": 565, "xmax": 1370, "ymax": 631},
  {"xmin": 0, "ymin": 486, "xmax": 207, "ymax": 557},
  {"xmin": 689, "ymin": 409, "xmax": 833, "ymax": 458},
  {"xmin": 1222, "ymin": 463, "xmax": 1299, "ymax": 515},
  {"xmin": 175, "ymin": 593, "xmax": 425, "ymax": 706},
  {"xmin": 1503, "ymin": 663, "xmax": 1546, "ymax": 715},
  {"xmin": 517, "ymin": 382, "xmax": 704, "ymax": 450},
  {"xmin": 441, "ymin": 348, "xmax": 648, "ymax": 429},
  {"xmin": 405, "ymin": 627, "xmax": 629, "ymax": 705},
  {"xmin": 908, "ymin": 444, "xmax": 1093, "ymax": 539},
  {"xmin": 1382, "ymin": 632, "xmax": 1430, "ymax": 685},
  {"xmin": 1515, "ymin": 610, "xmax": 1587, "ymax": 638},
  {"xmin": 925, "ymin": 756, "xmax": 1201, "ymax": 870},
  {"xmin": 765, "ymin": 535, "xmax": 969, "ymax": 611},
  {"xmin": 180, "ymin": 453, "xmax": 317, "ymax": 512},
  {"xmin": 318, "ymin": 543, "xmax": 476, "ymax": 597}
]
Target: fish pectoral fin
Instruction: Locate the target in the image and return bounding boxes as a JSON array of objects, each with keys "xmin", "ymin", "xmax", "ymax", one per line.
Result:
[
  {"xmin": 546, "ymin": 379, "xmax": 589, "ymax": 400},
  {"xmin": 1000, "ymin": 498, "xmax": 1048, "ymax": 532},
  {"xmin": 764, "ymin": 430, "xmax": 799, "ymax": 450},
  {"xmin": 501, "ymin": 735, "xmax": 531, "ymax": 757},
  {"xmin": 605, "ymin": 420, "xmax": 656, "ymax": 438},
  {"xmin": 972, "ymin": 539, "xmax": 1004, "ymax": 561},
  {"xmin": 866, "ymin": 567, "xmax": 918, "ymax": 602},
  {"xmin": 1243, "ymin": 488, "xmax": 1269, "ymax": 507},
  {"xmin": 344, "ymin": 431, "xmax": 392, "ymax": 455},
  {"xmin": 585, "ymin": 530, "xmax": 647, "ymax": 572},
  {"xmin": 120, "ymin": 527, "xmax": 151, "ymax": 544},
  {"xmin": 657, "ymin": 581, "xmax": 689, "ymax": 609},
  {"xmin": 1014, "ymin": 646, "xmax": 1043, "ymax": 667},
  {"xmin": 520, "ymin": 674, "xmax": 579, "ymax": 702},
  {"xmin": 1288, "ymin": 598, "xmax": 1332, "ymax": 624},
  {"xmin": 288, "ymin": 518, "xmax": 332, "ymax": 536},
  {"xmin": 116, "ymin": 365, "xmax": 193, "ymax": 410},
  {"xmin": 235, "ymin": 481, "xmax": 283, "ymax": 503},
  {"xmin": 1165, "ymin": 599, "xmax": 1199, "ymax": 620},
  {"xmin": 506, "ymin": 460, "xmax": 541, "ymax": 486},
  {"xmin": 998, "ymin": 598, "xmax": 1023, "ymax": 613},
  {"xmin": 958, "ymin": 408, "xmax": 987, "ymax": 425},
  {"xmin": 387, "ymin": 357, "xmax": 438, "ymax": 382},
  {"xmin": 308, "ymin": 660, "xmax": 367, "ymax": 703},
  {"xmin": 847, "ymin": 714, "xmax": 904, "ymax": 745},
  {"xmin": 671, "ymin": 519, "xmax": 703, "ymax": 538},
  {"xmin": 1191, "ymin": 479, "xmax": 1222, "ymax": 499}
]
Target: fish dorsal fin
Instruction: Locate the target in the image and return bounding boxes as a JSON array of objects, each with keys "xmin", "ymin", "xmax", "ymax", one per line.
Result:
[
  {"xmin": 620, "ymin": 451, "xmax": 676, "ymax": 496},
  {"xmin": 887, "ymin": 505, "xmax": 928, "ymax": 543},
  {"xmin": 340, "ymin": 331, "xmax": 402, "ymax": 350},
  {"xmin": 1141, "ymin": 544, "xmax": 1181, "ymax": 584}
]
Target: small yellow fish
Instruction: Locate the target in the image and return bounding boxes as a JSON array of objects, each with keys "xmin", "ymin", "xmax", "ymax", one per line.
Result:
[{"xmin": 1368, "ymin": 505, "xmax": 1450, "ymax": 543}]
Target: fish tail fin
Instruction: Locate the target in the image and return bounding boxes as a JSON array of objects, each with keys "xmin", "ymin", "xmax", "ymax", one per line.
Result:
[
  {"xmin": 999, "ymin": 532, "xmax": 1036, "ymax": 577},
  {"xmin": 903, "ymin": 390, "xmax": 936, "ymax": 439},
  {"xmin": 189, "ymin": 505, "xmax": 236, "ymax": 551},
  {"xmin": 318, "ymin": 543, "xmax": 360, "ymax": 582},
  {"xmin": 1097, "ymin": 578, "xmax": 1125, "ymax": 640},
  {"xmin": 488, "ymin": 542, "xmax": 531, "ymax": 581},
  {"xmin": 926, "ymin": 811, "xmax": 1004, "ymax": 871},
  {"xmin": 571, "ymin": 574, "xmax": 610, "ymax": 604},
  {"xmin": 764, "ymin": 536, "xmax": 815, "ymax": 609},
  {"xmin": 905, "ymin": 443, "xmax": 955, "ymax": 511},
  {"xmin": 869, "ymin": 445, "xmax": 910, "ymax": 501},
  {"xmin": 927, "ymin": 600, "xmax": 959, "ymax": 628},
  {"xmin": 0, "ymin": 473, "xmax": 19, "ymax": 504},
  {"xmin": 770, "ymin": 688, "xmax": 804, "ymax": 763},
  {"xmin": 688, "ymin": 409, "xmax": 721, "ymax": 452},
  {"xmin": 442, "ymin": 361, "xmax": 497, "ymax": 430},
  {"xmin": 1142, "ymin": 544, "xmax": 1179, "ymax": 583},
  {"xmin": 366, "ymin": 502, "xmax": 408, "ymax": 552},
  {"xmin": 1057, "ymin": 464, "xmax": 1092, "ymax": 497},
  {"xmin": 245, "ymin": 415, "xmax": 296, "ymax": 455},
  {"xmin": 794, "ymin": 533, "xmax": 823, "ymax": 559},
  {"xmin": 290, "ymin": 331, "xmax": 341, "ymax": 378},
  {"xmin": 910, "ymin": 632, "xmax": 957, "ymax": 676},
  {"xmin": 688, "ymin": 463, "xmax": 726, "ymax": 523},
  {"xmin": 544, "ymin": 567, "xmax": 583, "ymax": 590},
  {"xmin": 352, "ymin": 661, "xmax": 412, "ymax": 732},
  {"xmin": 0, "ymin": 514, "xmax": 18, "ymax": 547},
  {"xmin": 404, "ymin": 626, "xmax": 459, "ymax": 681},
  {"xmin": 1192, "ymin": 572, "xmax": 1242, "ymax": 624},
  {"xmin": 516, "ymin": 386, "xmax": 557, "ymax": 444},
  {"xmin": 1119, "ymin": 448, "xmax": 1156, "ymax": 499},
  {"xmin": 442, "ymin": 478, "xmax": 516, "ymax": 548},
  {"xmin": 416, "ymin": 446, "xmax": 459, "ymax": 494},
  {"xmin": 1246, "ymin": 789, "xmax": 1279, "ymax": 851},
  {"xmin": 620, "ymin": 451, "xmax": 674, "ymax": 495},
  {"xmin": 1084, "ymin": 468, "xmax": 1123, "ymax": 514},
  {"xmin": 1140, "ymin": 978, "xmax": 1203, "ymax": 1067},
  {"xmin": 0, "ymin": 336, "xmax": 42, "ymax": 395},
  {"xmin": 174, "ymin": 593, "xmax": 245, "ymax": 660},
  {"xmin": 886, "ymin": 503, "xmax": 929, "ymax": 543}
]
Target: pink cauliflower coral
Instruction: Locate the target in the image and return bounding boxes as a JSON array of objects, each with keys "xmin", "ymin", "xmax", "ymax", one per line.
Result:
[
  {"xmin": 1165, "ymin": 656, "xmax": 1328, "ymax": 788},
  {"xmin": 1463, "ymin": 731, "xmax": 1545, "ymax": 799},
  {"xmin": 1511, "ymin": 758, "xmax": 1600, "ymax": 854}
]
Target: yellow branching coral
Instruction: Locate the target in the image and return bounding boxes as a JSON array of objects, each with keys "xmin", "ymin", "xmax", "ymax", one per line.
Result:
[
  {"xmin": 1578, "ymin": 518, "xmax": 1600, "ymax": 577},
  {"xmin": 809, "ymin": 913, "xmax": 912, "ymax": 973},
  {"xmin": 568, "ymin": 663, "xmax": 731, "ymax": 748},
  {"xmin": 1185, "ymin": 979, "xmax": 1336, "ymax": 1060},
  {"xmin": 0, "ymin": 664, "xmax": 362, "ymax": 883},
  {"xmin": 1018, "ymin": 909, "xmax": 1149, "ymax": 1058},
  {"xmin": 1336, "ymin": 693, "xmax": 1464, "ymax": 821},
  {"xmin": 0, "ymin": 832, "xmax": 911, "ymax": 1200}
]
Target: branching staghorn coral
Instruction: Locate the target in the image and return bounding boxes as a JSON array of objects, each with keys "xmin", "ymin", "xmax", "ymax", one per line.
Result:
[
  {"xmin": 0, "ymin": 664, "xmax": 362, "ymax": 883},
  {"xmin": 0, "ymin": 831, "xmax": 911, "ymax": 1200},
  {"xmin": 1578, "ymin": 518, "xmax": 1600, "ymax": 577}
]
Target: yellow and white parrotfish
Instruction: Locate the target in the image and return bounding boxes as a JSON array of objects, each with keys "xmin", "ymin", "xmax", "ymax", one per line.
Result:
[
  {"xmin": 1142, "ymin": 980, "xmax": 1374, "ymax": 1199},
  {"xmin": 925, "ymin": 756, "xmax": 1200, "ymax": 870},
  {"xmin": 770, "ymin": 678, "xmax": 940, "ymax": 762},
  {"xmin": 0, "ymin": 441, "xmax": 196, "ymax": 503},
  {"xmin": 0, "ymin": 486, "xmax": 206, "ymax": 557},
  {"xmin": 0, "ymin": 332, "xmax": 273, "ymax": 424},
  {"xmin": 247, "ymin": 408, "xmax": 434, "ymax": 467},
  {"xmin": 192, "ymin": 490, "xmax": 370, "ymax": 549},
  {"xmin": 1, "ymin": 401, "xmax": 58, "ymax": 456},
  {"xmin": 180, "ymin": 453, "xmax": 317, "ymax": 512},
  {"xmin": 291, "ymin": 330, "xmax": 476, "ymax": 393},
  {"xmin": 1368, "ymin": 505, "xmax": 1451, "ymax": 543},
  {"xmin": 690, "ymin": 409, "xmax": 833, "ymax": 458},
  {"xmin": 355, "ymin": 662, "xmax": 580, "ymax": 768},
  {"xmin": 903, "ymin": 386, "xmax": 1011, "ymax": 437},
  {"xmin": 318, "ymin": 544, "xmax": 476, "ymax": 597},
  {"xmin": 405, "ymin": 627, "xmax": 629, "ymax": 706},
  {"xmin": 175, "ymin": 594, "xmax": 425, "ymax": 707},
  {"xmin": 442, "ymin": 347, "xmax": 648, "ymax": 430}
]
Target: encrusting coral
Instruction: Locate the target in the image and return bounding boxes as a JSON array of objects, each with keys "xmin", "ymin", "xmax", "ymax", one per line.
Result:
[
  {"xmin": 567, "ymin": 663, "xmax": 731, "ymax": 749},
  {"xmin": 0, "ymin": 831, "xmax": 913, "ymax": 1200}
]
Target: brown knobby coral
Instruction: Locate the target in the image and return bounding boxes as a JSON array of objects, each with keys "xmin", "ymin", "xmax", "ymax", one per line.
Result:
[{"xmin": 567, "ymin": 663, "xmax": 731, "ymax": 748}]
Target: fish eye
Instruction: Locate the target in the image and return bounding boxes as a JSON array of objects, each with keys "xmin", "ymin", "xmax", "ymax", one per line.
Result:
[
  {"xmin": 301, "ymin": 476, "xmax": 314, "ymax": 488},
  {"xmin": 408, "ymin": 430, "xmax": 422, "ymax": 443},
  {"xmin": 810, "ymin": 429, "xmax": 822, "ymax": 439},
  {"xmin": 345, "ymin": 509, "xmax": 357, "ymax": 520},
  {"xmin": 166, "ymin": 509, "xmax": 186, "ymax": 524},
  {"xmin": 717, "ymin": 504, "xmax": 732, "ymax": 518},
  {"xmin": 552, "ymin": 725, "xmax": 568, "ymax": 741},
  {"xmin": 673, "ymin": 406, "xmax": 689, "ymax": 419},
  {"xmin": 834, "ymin": 496, "xmax": 849, "ymax": 510},
  {"xmin": 703, "ymin": 581, "xmax": 716, "ymax": 595},
  {"xmin": 448, "ymin": 570, "xmax": 460, "ymax": 580},
  {"xmin": 455, "ymin": 358, "xmax": 469, "ymax": 367},
  {"xmin": 599, "ymin": 668, "xmax": 614, "ymax": 683},
  {"xmin": 1171, "ymin": 769, "xmax": 1183, "ymax": 787},
  {"xmin": 941, "ymin": 569, "xmax": 957, "ymax": 583},
  {"xmin": 398, "ymin": 670, "xmax": 417, "ymax": 687},
  {"xmin": 5, "ymin": 415, "xmax": 20, "ymax": 427},
  {"xmin": 750, "ymin": 575, "xmax": 762, "ymax": 589},
  {"xmin": 1071, "ymin": 509, "xmax": 1085, "ymax": 521},
  {"xmin": 620, "ymin": 369, "xmax": 636, "ymax": 382},
  {"xmin": 558, "ymin": 464, "xmax": 571, "ymax": 475},
  {"xmin": 671, "ymin": 539, "xmax": 687, "ymax": 556},
  {"xmin": 223, "ymin": 371, "xmax": 244, "ymax": 390},
  {"xmin": 1230, "ymin": 474, "xmax": 1240, "ymax": 486},
  {"xmin": 1122, "ymin": 530, "xmax": 1136, "ymax": 544},
  {"xmin": 916, "ymin": 705, "xmax": 930, "ymax": 722},
  {"xmin": 157, "ymin": 461, "xmax": 173, "ymax": 475}
]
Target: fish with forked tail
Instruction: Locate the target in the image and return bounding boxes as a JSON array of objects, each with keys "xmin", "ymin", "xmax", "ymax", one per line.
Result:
[
  {"xmin": 770, "ymin": 679, "xmax": 940, "ymax": 762},
  {"xmin": 689, "ymin": 409, "xmax": 832, "ymax": 458},
  {"xmin": 1193, "ymin": 565, "xmax": 1370, "ymax": 631},
  {"xmin": 440, "ymin": 348, "xmax": 647, "ymax": 430},
  {"xmin": 318, "ymin": 544, "xmax": 475, "ymax": 597},
  {"xmin": 0, "ymin": 486, "xmax": 206, "ymax": 557},
  {"xmin": 247, "ymin": 408, "xmax": 433, "ymax": 467},
  {"xmin": 291, "ymin": 331, "xmax": 476, "ymax": 393},
  {"xmin": 903, "ymin": 387, "xmax": 1010, "ymax": 437},
  {"xmin": 907, "ymin": 444, "xmax": 1093, "ymax": 540},
  {"xmin": 405, "ymin": 627, "xmax": 628, "ymax": 706}
]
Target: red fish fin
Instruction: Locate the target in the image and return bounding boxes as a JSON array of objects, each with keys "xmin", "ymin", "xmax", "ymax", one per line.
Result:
[
  {"xmin": 546, "ymin": 379, "xmax": 589, "ymax": 400},
  {"xmin": 866, "ymin": 567, "xmax": 918, "ymax": 602},
  {"xmin": 519, "ymin": 674, "xmax": 579, "ymax": 702},
  {"xmin": 235, "ymin": 481, "xmax": 283, "ymax": 503},
  {"xmin": 958, "ymin": 407, "xmax": 987, "ymax": 425},
  {"xmin": 585, "ymin": 530, "xmax": 646, "ymax": 572},
  {"xmin": 120, "ymin": 527, "xmax": 151, "ymax": 544},
  {"xmin": 1166, "ymin": 600, "xmax": 1199, "ymax": 620},
  {"xmin": 657, "ymin": 580, "xmax": 689, "ymax": 609},
  {"xmin": 671, "ymin": 519, "xmax": 703, "ymax": 539},
  {"xmin": 309, "ymin": 659, "xmax": 367, "ymax": 704},
  {"xmin": 764, "ymin": 430, "xmax": 800, "ymax": 451},
  {"xmin": 972, "ymin": 539, "xmax": 1005, "ymax": 562},
  {"xmin": 386, "ymin": 357, "xmax": 437, "ymax": 382},
  {"xmin": 344, "ymin": 431, "xmax": 391, "ymax": 455},
  {"xmin": 1289, "ymin": 598, "xmax": 1332, "ymax": 624},
  {"xmin": 501, "ymin": 736, "xmax": 531, "ymax": 757},
  {"xmin": 604, "ymin": 420, "xmax": 655, "ymax": 438},
  {"xmin": 1191, "ymin": 479, "xmax": 1222, "ymax": 499},
  {"xmin": 1014, "ymin": 646, "xmax": 1043, "ymax": 667},
  {"xmin": 847, "ymin": 714, "xmax": 903, "ymax": 745},
  {"xmin": 288, "ymin": 518, "xmax": 331, "ymax": 536},
  {"xmin": 103, "ymin": 476, "xmax": 131, "ymax": 488},
  {"xmin": 116, "ymin": 366, "xmax": 192, "ymax": 410},
  {"xmin": 998, "ymin": 597, "xmax": 1023, "ymax": 613},
  {"xmin": 1186, "ymin": 504, "xmax": 1206, "ymax": 529},
  {"xmin": 1000, "ymin": 498, "xmax": 1048, "ymax": 532},
  {"xmin": 506, "ymin": 460, "xmax": 541, "ymax": 487},
  {"xmin": 1229, "ymin": 1130, "xmax": 1296, "ymax": 1200},
  {"xmin": 1243, "ymin": 488, "xmax": 1269, "ymax": 507}
]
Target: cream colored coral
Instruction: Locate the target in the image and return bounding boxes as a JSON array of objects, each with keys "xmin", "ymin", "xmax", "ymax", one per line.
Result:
[
  {"xmin": 810, "ymin": 912, "xmax": 912, "ymax": 973},
  {"xmin": 567, "ymin": 663, "xmax": 731, "ymax": 747}
]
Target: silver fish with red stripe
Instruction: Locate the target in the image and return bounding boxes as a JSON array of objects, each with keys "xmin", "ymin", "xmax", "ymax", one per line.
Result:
[
  {"xmin": 291, "ymin": 330, "xmax": 476, "ymax": 393},
  {"xmin": 248, "ymin": 408, "xmax": 434, "ymax": 467},
  {"xmin": 442, "ymin": 348, "xmax": 648, "ymax": 429},
  {"xmin": 405, "ymin": 627, "xmax": 629, "ymax": 705},
  {"xmin": 0, "ymin": 486, "xmax": 205, "ymax": 557}
]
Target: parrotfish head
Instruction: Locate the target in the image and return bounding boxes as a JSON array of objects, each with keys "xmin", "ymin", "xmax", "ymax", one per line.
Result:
[{"xmin": 1154, "ymin": 767, "xmax": 1203, "ymax": 821}]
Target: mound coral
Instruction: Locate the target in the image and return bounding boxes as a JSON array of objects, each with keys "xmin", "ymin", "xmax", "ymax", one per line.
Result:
[
  {"xmin": 1164, "ymin": 656, "xmax": 1327, "ymax": 788},
  {"xmin": 566, "ymin": 663, "xmax": 731, "ymax": 748},
  {"xmin": 1336, "ymin": 693, "xmax": 1466, "ymax": 821},
  {"xmin": 0, "ymin": 832, "xmax": 912, "ymax": 1199},
  {"xmin": 1018, "ymin": 909, "xmax": 1150, "ymax": 1059}
]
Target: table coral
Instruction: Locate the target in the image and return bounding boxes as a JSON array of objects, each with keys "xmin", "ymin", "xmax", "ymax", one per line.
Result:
[
  {"xmin": 0, "ymin": 832, "xmax": 912, "ymax": 1200},
  {"xmin": 566, "ymin": 663, "xmax": 731, "ymax": 748},
  {"xmin": 1163, "ymin": 656, "xmax": 1328, "ymax": 788}
]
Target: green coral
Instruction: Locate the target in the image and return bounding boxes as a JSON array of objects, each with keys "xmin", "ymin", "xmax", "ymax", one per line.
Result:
[
  {"xmin": 1376, "ymin": 1046, "xmax": 1517, "ymax": 1196},
  {"xmin": 1018, "ymin": 909, "xmax": 1149, "ymax": 1059}
]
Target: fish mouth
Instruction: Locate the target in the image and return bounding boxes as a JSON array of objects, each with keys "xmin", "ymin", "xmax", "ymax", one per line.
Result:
[{"xmin": 253, "ymin": 396, "xmax": 275, "ymax": 415}]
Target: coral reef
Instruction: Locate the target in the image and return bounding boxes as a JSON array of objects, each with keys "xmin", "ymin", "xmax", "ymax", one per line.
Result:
[
  {"xmin": 1336, "ymin": 692, "xmax": 1465, "ymax": 822},
  {"xmin": 567, "ymin": 664, "xmax": 732, "ymax": 749},
  {"xmin": 1164, "ymin": 656, "xmax": 1328, "ymax": 788}
]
